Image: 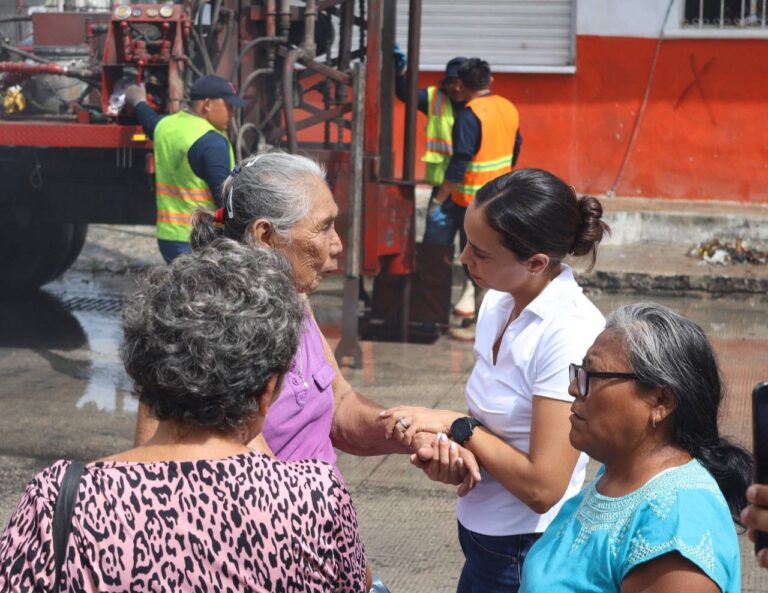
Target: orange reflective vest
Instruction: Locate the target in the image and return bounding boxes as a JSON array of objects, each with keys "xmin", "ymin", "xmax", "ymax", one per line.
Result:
[
  {"xmin": 153, "ymin": 111, "xmax": 235, "ymax": 242},
  {"xmin": 453, "ymin": 94, "xmax": 519, "ymax": 208}
]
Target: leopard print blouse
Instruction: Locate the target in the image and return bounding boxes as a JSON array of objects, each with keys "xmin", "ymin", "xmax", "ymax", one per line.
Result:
[{"xmin": 0, "ymin": 452, "xmax": 366, "ymax": 592}]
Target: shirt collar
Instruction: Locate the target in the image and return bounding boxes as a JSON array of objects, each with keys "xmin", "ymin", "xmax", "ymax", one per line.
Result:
[{"xmin": 522, "ymin": 264, "xmax": 578, "ymax": 320}]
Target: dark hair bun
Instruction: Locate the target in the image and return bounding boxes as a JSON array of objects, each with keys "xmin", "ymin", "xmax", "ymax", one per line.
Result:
[{"xmin": 571, "ymin": 196, "xmax": 610, "ymax": 267}]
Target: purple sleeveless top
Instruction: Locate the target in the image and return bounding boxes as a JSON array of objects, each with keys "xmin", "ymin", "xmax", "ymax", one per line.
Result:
[{"xmin": 262, "ymin": 313, "xmax": 338, "ymax": 472}]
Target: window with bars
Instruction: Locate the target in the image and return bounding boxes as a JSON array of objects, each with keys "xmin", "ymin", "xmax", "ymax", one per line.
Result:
[{"xmin": 683, "ymin": 0, "xmax": 767, "ymax": 29}]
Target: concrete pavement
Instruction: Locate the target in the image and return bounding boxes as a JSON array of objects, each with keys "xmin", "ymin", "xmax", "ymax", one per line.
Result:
[{"xmin": 0, "ymin": 192, "xmax": 767, "ymax": 591}]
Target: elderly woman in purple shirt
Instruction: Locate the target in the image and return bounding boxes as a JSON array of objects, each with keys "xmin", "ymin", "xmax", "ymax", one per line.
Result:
[{"xmin": 133, "ymin": 151, "xmax": 479, "ymax": 483}]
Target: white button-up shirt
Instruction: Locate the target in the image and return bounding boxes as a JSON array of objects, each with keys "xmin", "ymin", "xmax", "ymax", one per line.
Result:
[{"xmin": 456, "ymin": 264, "xmax": 605, "ymax": 536}]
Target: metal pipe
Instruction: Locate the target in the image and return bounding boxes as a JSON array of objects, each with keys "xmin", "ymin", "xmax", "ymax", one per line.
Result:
[
  {"xmin": 302, "ymin": 0, "xmax": 317, "ymax": 60},
  {"xmin": 282, "ymin": 47, "xmax": 302, "ymax": 154},
  {"xmin": 190, "ymin": 28, "xmax": 214, "ymax": 74},
  {"xmin": 378, "ymin": 0, "xmax": 396, "ymax": 179},
  {"xmin": 229, "ymin": 36, "xmax": 285, "ymax": 82},
  {"xmin": 0, "ymin": 15, "xmax": 31, "ymax": 23},
  {"xmin": 0, "ymin": 61, "xmax": 96, "ymax": 81},
  {"xmin": 235, "ymin": 121, "xmax": 263, "ymax": 161},
  {"xmin": 278, "ymin": 0, "xmax": 291, "ymax": 40},
  {"xmin": 238, "ymin": 67, "xmax": 272, "ymax": 97},
  {"xmin": 174, "ymin": 54, "xmax": 204, "ymax": 78},
  {"xmin": 403, "ymin": 0, "xmax": 422, "ymax": 181},
  {"xmin": 334, "ymin": 61, "xmax": 366, "ymax": 368},
  {"xmin": 265, "ymin": 0, "xmax": 277, "ymax": 37},
  {"xmin": 0, "ymin": 42, "xmax": 51, "ymax": 64},
  {"xmin": 212, "ymin": 10, "xmax": 234, "ymax": 72}
]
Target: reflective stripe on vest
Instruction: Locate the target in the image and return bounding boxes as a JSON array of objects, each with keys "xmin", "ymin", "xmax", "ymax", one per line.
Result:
[
  {"xmin": 423, "ymin": 86, "xmax": 454, "ymax": 187},
  {"xmin": 153, "ymin": 111, "xmax": 235, "ymax": 242},
  {"xmin": 454, "ymin": 94, "xmax": 519, "ymax": 208}
]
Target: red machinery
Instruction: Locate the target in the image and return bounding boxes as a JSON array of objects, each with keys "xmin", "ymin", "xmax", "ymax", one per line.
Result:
[{"xmin": 0, "ymin": 0, "xmax": 438, "ymax": 353}]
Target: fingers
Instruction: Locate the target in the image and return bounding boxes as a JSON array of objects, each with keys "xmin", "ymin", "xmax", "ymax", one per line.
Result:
[
  {"xmin": 759, "ymin": 548, "xmax": 768, "ymax": 569},
  {"xmin": 448, "ymin": 440, "xmax": 464, "ymax": 484},
  {"xmin": 748, "ymin": 484, "xmax": 768, "ymax": 506},
  {"xmin": 457, "ymin": 474, "xmax": 477, "ymax": 497},
  {"xmin": 742, "ymin": 502, "xmax": 768, "ymax": 533},
  {"xmin": 457, "ymin": 446, "xmax": 482, "ymax": 483}
]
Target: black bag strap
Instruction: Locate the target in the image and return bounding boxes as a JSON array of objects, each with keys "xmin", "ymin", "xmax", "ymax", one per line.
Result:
[{"xmin": 52, "ymin": 461, "xmax": 85, "ymax": 593}]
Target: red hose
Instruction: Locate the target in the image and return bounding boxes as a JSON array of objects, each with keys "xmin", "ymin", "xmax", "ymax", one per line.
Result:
[{"xmin": 0, "ymin": 62, "xmax": 94, "ymax": 79}]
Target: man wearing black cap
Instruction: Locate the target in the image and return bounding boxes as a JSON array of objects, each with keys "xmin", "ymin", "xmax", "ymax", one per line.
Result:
[{"xmin": 125, "ymin": 74, "xmax": 246, "ymax": 263}]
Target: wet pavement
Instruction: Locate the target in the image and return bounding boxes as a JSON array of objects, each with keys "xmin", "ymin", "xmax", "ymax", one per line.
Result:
[{"xmin": 1, "ymin": 261, "xmax": 767, "ymax": 591}]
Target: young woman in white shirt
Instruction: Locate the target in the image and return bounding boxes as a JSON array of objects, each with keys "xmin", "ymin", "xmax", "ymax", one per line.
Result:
[{"xmin": 380, "ymin": 168, "xmax": 609, "ymax": 593}]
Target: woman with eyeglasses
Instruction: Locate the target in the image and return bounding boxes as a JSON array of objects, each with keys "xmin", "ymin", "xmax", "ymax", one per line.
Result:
[
  {"xmin": 520, "ymin": 303, "xmax": 751, "ymax": 593},
  {"xmin": 379, "ymin": 168, "xmax": 608, "ymax": 593}
]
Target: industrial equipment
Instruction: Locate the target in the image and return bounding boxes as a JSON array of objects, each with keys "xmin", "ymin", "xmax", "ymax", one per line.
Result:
[{"xmin": 0, "ymin": 0, "xmax": 442, "ymax": 354}]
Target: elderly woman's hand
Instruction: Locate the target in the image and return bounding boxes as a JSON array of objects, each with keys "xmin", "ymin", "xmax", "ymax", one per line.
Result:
[
  {"xmin": 409, "ymin": 432, "xmax": 481, "ymax": 496},
  {"xmin": 741, "ymin": 483, "xmax": 768, "ymax": 568},
  {"xmin": 379, "ymin": 405, "xmax": 463, "ymax": 448}
]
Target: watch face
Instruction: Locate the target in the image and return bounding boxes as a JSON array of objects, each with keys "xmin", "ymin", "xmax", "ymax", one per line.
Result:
[{"xmin": 450, "ymin": 417, "xmax": 472, "ymax": 444}]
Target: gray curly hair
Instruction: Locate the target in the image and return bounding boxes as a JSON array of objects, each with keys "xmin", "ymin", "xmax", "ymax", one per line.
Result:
[{"xmin": 121, "ymin": 239, "xmax": 304, "ymax": 430}]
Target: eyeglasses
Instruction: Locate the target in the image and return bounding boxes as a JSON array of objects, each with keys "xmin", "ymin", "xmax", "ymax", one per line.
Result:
[{"xmin": 568, "ymin": 363, "xmax": 639, "ymax": 397}]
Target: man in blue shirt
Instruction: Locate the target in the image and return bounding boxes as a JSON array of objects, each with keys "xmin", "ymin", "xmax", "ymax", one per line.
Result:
[{"xmin": 125, "ymin": 75, "xmax": 244, "ymax": 263}]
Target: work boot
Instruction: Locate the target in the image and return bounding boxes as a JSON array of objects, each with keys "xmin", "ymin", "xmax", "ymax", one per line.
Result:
[
  {"xmin": 449, "ymin": 323, "xmax": 476, "ymax": 342},
  {"xmin": 453, "ymin": 278, "xmax": 475, "ymax": 318}
]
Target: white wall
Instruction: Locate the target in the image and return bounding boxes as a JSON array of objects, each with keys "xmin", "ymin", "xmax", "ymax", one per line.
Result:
[{"xmin": 577, "ymin": 0, "xmax": 673, "ymax": 38}]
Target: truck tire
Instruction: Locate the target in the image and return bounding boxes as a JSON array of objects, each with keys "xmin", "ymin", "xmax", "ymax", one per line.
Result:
[{"xmin": 0, "ymin": 221, "xmax": 89, "ymax": 293}]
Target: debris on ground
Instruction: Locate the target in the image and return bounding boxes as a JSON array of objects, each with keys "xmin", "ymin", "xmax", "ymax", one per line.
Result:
[{"xmin": 689, "ymin": 238, "xmax": 768, "ymax": 265}]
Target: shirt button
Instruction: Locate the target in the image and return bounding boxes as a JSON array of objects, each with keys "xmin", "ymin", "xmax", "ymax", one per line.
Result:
[{"xmin": 292, "ymin": 377, "xmax": 298, "ymax": 385}]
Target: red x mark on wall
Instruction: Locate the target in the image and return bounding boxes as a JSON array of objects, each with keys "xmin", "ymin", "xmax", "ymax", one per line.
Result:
[{"xmin": 674, "ymin": 54, "xmax": 717, "ymax": 125}]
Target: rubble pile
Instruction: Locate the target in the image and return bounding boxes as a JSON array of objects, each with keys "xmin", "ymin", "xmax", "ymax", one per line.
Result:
[{"xmin": 689, "ymin": 238, "xmax": 768, "ymax": 265}]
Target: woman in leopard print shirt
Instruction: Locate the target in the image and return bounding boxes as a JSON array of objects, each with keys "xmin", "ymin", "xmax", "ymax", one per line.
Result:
[{"xmin": 0, "ymin": 241, "xmax": 368, "ymax": 593}]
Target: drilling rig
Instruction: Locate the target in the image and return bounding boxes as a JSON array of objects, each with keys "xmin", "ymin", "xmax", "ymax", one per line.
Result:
[{"xmin": 1, "ymin": 0, "xmax": 448, "ymax": 352}]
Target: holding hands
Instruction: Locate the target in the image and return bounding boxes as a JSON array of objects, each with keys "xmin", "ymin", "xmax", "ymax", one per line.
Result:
[
  {"xmin": 379, "ymin": 405, "xmax": 462, "ymax": 447},
  {"xmin": 379, "ymin": 406, "xmax": 481, "ymax": 496}
]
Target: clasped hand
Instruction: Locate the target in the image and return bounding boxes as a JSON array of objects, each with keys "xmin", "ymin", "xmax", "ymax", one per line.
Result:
[{"xmin": 379, "ymin": 406, "xmax": 481, "ymax": 496}]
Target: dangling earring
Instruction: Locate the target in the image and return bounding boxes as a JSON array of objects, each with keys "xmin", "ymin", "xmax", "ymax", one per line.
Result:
[{"xmin": 652, "ymin": 414, "xmax": 658, "ymax": 429}]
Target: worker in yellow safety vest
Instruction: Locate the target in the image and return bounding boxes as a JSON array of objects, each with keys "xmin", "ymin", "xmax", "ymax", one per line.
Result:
[
  {"xmin": 125, "ymin": 75, "xmax": 243, "ymax": 263},
  {"xmin": 395, "ymin": 55, "xmax": 467, "ymax": 191},
  {"xmin": 396, "ymin": 54, "xmax": 480, "ymax": 315},
  {"xmin": 428, "ymin": 58, "xmax": 522, "ymax": 337}
]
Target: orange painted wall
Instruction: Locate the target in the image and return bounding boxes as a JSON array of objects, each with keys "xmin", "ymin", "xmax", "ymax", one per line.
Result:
[{"xmin": 391, "ymin": 35, "xmax": 768, "ymax": 203}]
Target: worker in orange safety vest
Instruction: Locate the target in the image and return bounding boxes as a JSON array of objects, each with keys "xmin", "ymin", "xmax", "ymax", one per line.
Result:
[{"xmin": 426, "ymin": 58, "xmax": 522, "ymax": 337}]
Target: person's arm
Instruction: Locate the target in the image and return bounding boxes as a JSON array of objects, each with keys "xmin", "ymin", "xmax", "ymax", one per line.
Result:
[
  {"xmin": 133, "ymin": 102, "xmax": 164, "ymax": 140},
  {"xmin": 394, "ymin": 75, "xmax": 429, "ymax": 114},
  {"xmin": 125, "ymin": 86, "xmax": 163, "ymax": 139},
  {"xmin": 381, "ymin": 397, "xmax": 580, "ymax": 513},
  {"xmin": 742, "ymin": 483, "xmax": 768, "ymax": 568},
  {"xmin": 187, "ymin": 132, "xmax": 233, "ymax": 207},
  {"xmin": 318, "ymin": 330, "xmax": 407, "ymax": 456},
  {"xmin": 513, "ymin": 129, "xmax": 523, "ymax": 166},
  {"xmin": 432, "ymin": 107, "xmax": 480, "ymax": 205},
  {"xmin": 620, "ymin": 552, "xmax": 720, "ymax": 593}
]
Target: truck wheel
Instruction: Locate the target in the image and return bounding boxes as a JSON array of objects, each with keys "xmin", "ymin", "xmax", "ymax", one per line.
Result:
[{"xmin": 0, "ymin": 221, "xmax": 89, "ymax": 293}]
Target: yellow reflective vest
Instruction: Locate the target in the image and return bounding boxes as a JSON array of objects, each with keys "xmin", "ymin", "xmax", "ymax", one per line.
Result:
[
  {"xmin": 454, "ymin": 94, "xmax": 519, "ymax": 208},
  {"xmin": 423, "ymin": 86, "xmax": 454, "ymax": 187},
  {"xmin": 153, "ymin": 111, "xmax": 235, "ymax": 242}
]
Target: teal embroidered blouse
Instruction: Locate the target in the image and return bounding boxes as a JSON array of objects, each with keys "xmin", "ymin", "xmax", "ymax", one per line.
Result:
[{"xmin": 520, "ymin": 459, "xmax": 740, "ymax": 593}]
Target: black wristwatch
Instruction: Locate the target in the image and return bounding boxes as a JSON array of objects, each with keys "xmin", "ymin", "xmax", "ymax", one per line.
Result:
[{"xmin": 449, "ymin": 417, "xmax": 483, "ymax": 445}]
